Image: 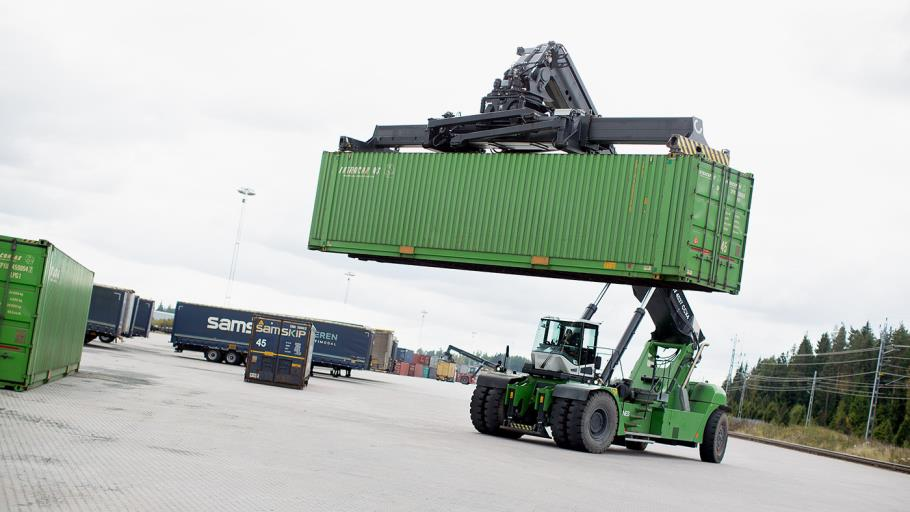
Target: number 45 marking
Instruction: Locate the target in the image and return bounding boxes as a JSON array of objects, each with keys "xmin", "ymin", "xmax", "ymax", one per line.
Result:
[{"xmin": 255, "ymin": 339, "xmax": 268, "ymax": 348}]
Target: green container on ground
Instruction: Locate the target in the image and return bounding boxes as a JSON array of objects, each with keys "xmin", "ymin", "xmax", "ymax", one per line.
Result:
[
  {"xmin": 0, "ymin": 236, "xmax": 94, "ymax": 391},
  {"xmin": 308, "ymin": 152, "xmax": 753, "ymax": 294}
]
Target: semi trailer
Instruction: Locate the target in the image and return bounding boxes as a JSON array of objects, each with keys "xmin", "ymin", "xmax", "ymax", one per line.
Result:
[{"xmin": 170, "ymin": 302, "xmax": 373, "ymax": 377}]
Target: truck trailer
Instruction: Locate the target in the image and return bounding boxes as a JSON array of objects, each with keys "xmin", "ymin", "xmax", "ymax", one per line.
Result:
[
  {"xmin": 84, "ymin": 284, "xmax": 135, "ymax": 344},
  {"xmin": 170, "ymin": 302, "xmax": 373, "ymax": 376}
]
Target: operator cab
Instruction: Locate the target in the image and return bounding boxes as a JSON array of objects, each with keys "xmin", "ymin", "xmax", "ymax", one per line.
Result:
[{"xmin": 530, "ymin": 317, "xmax": 600, "ymax": 377}]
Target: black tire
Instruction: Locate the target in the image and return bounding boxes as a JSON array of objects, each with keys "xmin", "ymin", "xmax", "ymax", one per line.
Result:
[
  {"xmin": 345, "ymin": 369, "xmax": 351, "ymax": 377},
  {"xmin": 84, "ymin": 334, "xmax": 96, "ymax": 345},
  {"xmin": 625, "ymin": 440, "xmax": 648, "ymax": 451},
  {"xmin": 550, "ymin": 398, "xmax": 572, "ymax": 448},
  {"xmin": 204, "ymin": 349, "xmax": 223, "ymax": 363},
  {"xmin": 98, "ymin": 334, "xmax": 115, "ymax": 343},
  {"xmin": 224, "ymin": 351, "xmax": 241, "ymax": 365},
  {"xmin": 483, "ymin": 387, "xmax": 523, "ymax": 439},
  {"xmin": 460, "ymin": 375, "xmax": 471, "ymax": 385},
  {"xmin": 470, "ymin": 385, "xmax": 492, "ymax": 434},
  {"xmin": 700, "ymin": 409, "xmax": 729, "ymax": 463},
  {"xmin": 566, "ymin": 392, "xmax": 618, "ymax": 453}
]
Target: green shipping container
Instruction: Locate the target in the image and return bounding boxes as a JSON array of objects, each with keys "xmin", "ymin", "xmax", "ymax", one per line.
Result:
[
  {"xmin": 309, "ymin": 152, "xmax": 753, "ymax": 294},
  {"xmin": 0, "ymin": 236, "xmax": 95, "ymax": 391}
]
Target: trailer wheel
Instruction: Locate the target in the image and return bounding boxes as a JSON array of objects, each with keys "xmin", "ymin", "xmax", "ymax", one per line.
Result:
[
  {"xmin": 699, "ymin": 409, "xmax": 728, "ymax": 463},
  {"xmin": 204, "ymin": 349, "xmax": 223, "ymax": 363},
  {"xmin": 224, "ymin": 351, "xmax": 242, "ymax": 365},
  {"xmin": 625, "ymin": 440, "xmax": 648, "ymax": 451},
  {"xmin": 566, "ymin": 392, "xmax": 617, "ymax": 453},
  {"xmin": 344, "ymin": 368, "xmax": 351, "ymax": 377},
  {"xmin": 98, "ymin": 334, "xmax": 115, "ymax": 343},
  {"xmin": 550, "ymin": 398, "xmax": 572, "ymax": 448}
]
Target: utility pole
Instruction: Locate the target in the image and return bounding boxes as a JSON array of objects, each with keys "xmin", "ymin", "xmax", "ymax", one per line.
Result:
[
  {"xmin": 725, "ymin": 335, "xmax": 738, "ymax": 391},
  {"xmin": 343, "ymin": 272, "xmax": 355, "ymax": 304},
  {"xmin": 865, "ymin": 325, "xmax": 889, "ymax": 441},
  {"xmin": 738, "ymin": 374, "xmax": 747, "ymax": 418},
  {"xmin": 225, "ymin": 187, "xmax": 255, "ymax": 305},
  {"xmin": 805, "ymin": 370, "xmax": 817, "ymax": 427}
]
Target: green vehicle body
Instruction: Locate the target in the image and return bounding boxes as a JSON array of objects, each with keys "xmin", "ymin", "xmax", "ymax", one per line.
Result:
[
  {"xmin": 0, "ymin": 236, "xmax": 95, "ymax": 391},
  {"xmin": 309, "ymin": 151, "xmax": 753, "ymax": 294},
  {"xmin": 493, "ymin": 340, "xmax": 727, "ymax": 446}
]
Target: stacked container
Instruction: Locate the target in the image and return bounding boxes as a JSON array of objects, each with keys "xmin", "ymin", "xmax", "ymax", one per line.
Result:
[{"xmin": 0, "ymin": 236, "xmax": 94, "ymax": 391}]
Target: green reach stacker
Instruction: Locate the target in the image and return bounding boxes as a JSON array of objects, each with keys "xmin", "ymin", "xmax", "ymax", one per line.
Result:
[
  {"xmin": 312, "ymin": 42, "xmax": 753, "ymax": 463},
  {"xmin": 471, "ymin": 284, "xmax": 728, "ymax": 462}
]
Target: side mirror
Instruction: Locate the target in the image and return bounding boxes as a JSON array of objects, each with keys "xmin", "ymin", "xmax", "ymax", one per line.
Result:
[{"xmin": 595, "ymin": 356, "xmax": 602, "ymax": 370}]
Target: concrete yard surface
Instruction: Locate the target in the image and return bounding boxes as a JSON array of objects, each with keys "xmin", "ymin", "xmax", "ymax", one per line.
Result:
[{"xmin": 2, "ymin": 334, "xmax": 908, "ymax": 511}]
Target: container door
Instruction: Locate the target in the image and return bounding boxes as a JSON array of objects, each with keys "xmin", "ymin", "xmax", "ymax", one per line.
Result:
[
  {"xmin": 274, "ymin": 321, "xmax": 310, "ymax": 387},
  {"xmin": 0, "ymin": 239, "xmax": 45, "ymax": 388},
  {"xmin": 246, "ymin": 317, "xmax": 281, "ymax": 383}
]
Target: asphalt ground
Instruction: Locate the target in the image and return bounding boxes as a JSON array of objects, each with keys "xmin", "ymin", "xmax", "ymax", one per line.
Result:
[{"xmin": 2, "ymin": 333, "xmax": 907, "ymax": 511}]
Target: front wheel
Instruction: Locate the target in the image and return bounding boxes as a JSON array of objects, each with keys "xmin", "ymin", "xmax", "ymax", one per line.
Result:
[
  {"xmin": 469, "ymin": 385, "xmax": 521, "ymax": 439},
  {"xmin": 98, "ymin": 334, "xmax": 115, "ymax": 343},
  {"xmin": 566, "ymin": 392, "xmax": 618, "ymax": 453},
  {"xmin": 699, "ymin": 409, "xmax": 729, "ymax": 463}
]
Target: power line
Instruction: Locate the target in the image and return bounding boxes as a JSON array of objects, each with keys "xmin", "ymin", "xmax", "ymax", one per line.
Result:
[
  {"xmin": 788, "ymin": 346, "xmax": 890, "ymax": 357},
  {"xmin": 754, "ymin": 356, "xmax": 884, "ymax": 367}
]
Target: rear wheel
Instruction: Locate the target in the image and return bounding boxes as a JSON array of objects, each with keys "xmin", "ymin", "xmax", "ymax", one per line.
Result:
[
  {"xmin": 224, "ymin": 351, "xmax": 241, "ymax": 365},
  {"xmin": 204, "ymin": 349, "xmax": 223, "ymax": 363},
  {"xmin": 566, "ymin": 392, "xmax": 618, "ymax": 453},
  {"xmin": 699, "ymin": 409, "xmax": 728, "ymax": 463},
  {"xmin": 98, "ymin": 334, "xmax": 115, "ymax": 343}
]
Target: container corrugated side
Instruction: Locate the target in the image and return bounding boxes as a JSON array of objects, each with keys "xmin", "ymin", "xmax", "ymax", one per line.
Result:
[
  {"xmin": 0, "ymin": 237, "xmax": 94, "ymax": 391},
  {"xmin": 309, "ymin": 152, "xmax": 753, "ymax": 294}
]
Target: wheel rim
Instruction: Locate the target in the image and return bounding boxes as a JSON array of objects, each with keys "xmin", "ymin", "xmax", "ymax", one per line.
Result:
[
  {"xmin": 716, "ymin": 421, "xmax": 728, "ymax": 456},
  {"xmin": 589, "ymin": 409, "xmax": 608, "ymax": 437}
]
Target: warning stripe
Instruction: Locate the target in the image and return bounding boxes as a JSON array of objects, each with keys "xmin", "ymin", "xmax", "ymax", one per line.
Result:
[
  {"xmin": 249, "ymin": 349, "xmax": 308, "ymax": 361},
  {"xmin": 667, "ymin": 135, "xmax": 730, "ymax": 166}
]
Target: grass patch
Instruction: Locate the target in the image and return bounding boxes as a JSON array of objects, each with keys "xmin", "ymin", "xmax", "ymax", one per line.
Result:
[{"xmin": 729, "ymin": 418, "xmax": 910, "ymax": 465}]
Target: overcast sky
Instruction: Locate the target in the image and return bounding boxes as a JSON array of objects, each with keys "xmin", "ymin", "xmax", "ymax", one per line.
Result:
[{"xmin": 2, "ymin": 1, "xmax": 908, "ymax": 383}]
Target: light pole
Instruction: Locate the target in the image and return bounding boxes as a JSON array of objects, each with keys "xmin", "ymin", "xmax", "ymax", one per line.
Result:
[
  {"xmin": 225, "ymin": 187, "xmax": 255, "ymax": 305},
  {"xmin": 418, "ymin": 310, "xmax": 428, "ymax": 344},
  {"xmin": 343, "ymin": 272, "xmax": 356, "ymax": 304}
]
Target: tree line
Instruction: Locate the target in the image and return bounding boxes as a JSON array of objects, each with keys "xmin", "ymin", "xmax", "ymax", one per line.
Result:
[{"xmin": 726, "ymin": 323, "xmax": 910, "ymax": 446}]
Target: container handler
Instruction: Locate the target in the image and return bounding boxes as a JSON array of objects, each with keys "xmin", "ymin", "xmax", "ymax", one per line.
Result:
[{"xmin": 322, "ymin": 42, "xmax": 747, "ymax": 462}]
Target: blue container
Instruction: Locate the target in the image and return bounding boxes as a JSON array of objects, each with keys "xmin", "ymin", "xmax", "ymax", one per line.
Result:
[
  {"xmin": 395, "ymin": 347, "xmax": 414, "ymax": 364},
  {"xmin": 245, "ymin": 317, "xmax": 315, "ymax": 389},
  {"xmin": 171, "ymin": 302, "xmax": 373, "ymax": 373}
]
